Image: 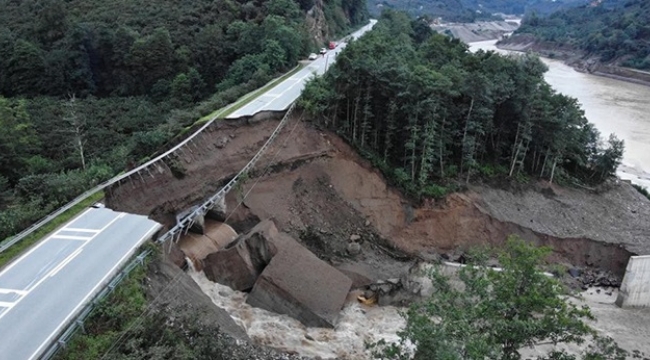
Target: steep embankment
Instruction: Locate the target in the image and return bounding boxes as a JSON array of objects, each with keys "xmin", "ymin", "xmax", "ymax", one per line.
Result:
[
  {"xmin": 498, "ymin": 35, "xmax": 650, "ymax": 86},
  {"xmin": 107, "ymin": 112, "xmax": 650, "ymax": 276}
]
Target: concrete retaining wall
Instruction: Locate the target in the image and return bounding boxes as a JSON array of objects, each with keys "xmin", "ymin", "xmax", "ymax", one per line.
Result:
[{"xmin": 616, "ymin": 255, "xmax": 650, "ymax": 308}]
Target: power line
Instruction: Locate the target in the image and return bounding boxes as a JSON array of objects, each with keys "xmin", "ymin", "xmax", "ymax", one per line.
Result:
[{"xmin": 101, "ymin": 110, "xmax": 305, "ymax": 359}]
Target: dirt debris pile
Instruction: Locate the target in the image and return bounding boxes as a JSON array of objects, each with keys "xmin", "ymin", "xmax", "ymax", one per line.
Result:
[{"xmin": 108, "ymin": 112, "xmax": 650, "ymax": 285}]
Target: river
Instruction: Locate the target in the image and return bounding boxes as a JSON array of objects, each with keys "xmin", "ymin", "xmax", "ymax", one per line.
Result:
[
  {"xmin": 469, "ymin": 40, "xmax": 650, "ymax": 189},
  {"xmin": 186, "ymin": 38, "xmax": 650, "ymax": 360}
]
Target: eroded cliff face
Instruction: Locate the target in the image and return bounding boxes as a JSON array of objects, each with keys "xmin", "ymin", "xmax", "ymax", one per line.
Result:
[
  {"xmin": 106, "ymin": 111, "xmax": 650, "ymax": 276},
  {"xmin": 305, "ymin": 0, "xmax": 331, "ymax": 46}
]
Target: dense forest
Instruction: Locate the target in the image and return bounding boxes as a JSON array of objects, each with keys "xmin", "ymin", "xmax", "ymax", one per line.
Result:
[
  {"xmin": 514, "ymin": 0, "xmax": 650, "ymax": 69},
  {"xmin": 366, "ymin": 0, "xmax": 587, "ymax": 21},
  {"xmin": 0, "ymin": 0, "xmax": 368, "ymax": 240},
  {"xmin": 300, "ymin": 11, "xmax": 624, "ymax": 199}
]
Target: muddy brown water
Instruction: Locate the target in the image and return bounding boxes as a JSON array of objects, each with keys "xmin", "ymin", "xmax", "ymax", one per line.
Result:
[{"xmin": 470, "ymin": 40, "xmax": 650, "ymax": 190}]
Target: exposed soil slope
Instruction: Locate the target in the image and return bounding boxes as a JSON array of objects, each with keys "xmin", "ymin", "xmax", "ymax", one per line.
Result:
[{"xmin": 107, "ymin": 112, "xmax": 650, "ymax": 277}]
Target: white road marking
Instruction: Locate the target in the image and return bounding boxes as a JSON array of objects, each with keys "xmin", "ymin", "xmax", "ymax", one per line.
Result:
[
  {"xmin": 51, "ymin": 235, "xmax": 93, "ymax": 241},
  {"xmin": 0, "ymin": 289, "xmax": 27, "ymax": 296},
  {"xmin": 0, "ymin": 208, "xmax": 94, "ymax": 278},
  {"xmin": 246, "ymin": 71, "xmax": 315, "ymax": 115},
  {"xmin": 48, "ymin": 248, "xmax": 83, "ymax": 278},
  {"xmin": 62, "ymin": 228, "xmax": 101, "ymax": 233},
  {"xmin": 0, "ymin": 210, "xmax": 128, "ymax": 320},
  {"xmin": 28, "ymin": 222, "xmax": 162, "ymax": 360}
]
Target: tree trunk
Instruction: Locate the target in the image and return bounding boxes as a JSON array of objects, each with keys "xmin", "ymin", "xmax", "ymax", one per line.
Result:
[
  {"xmin": 77, "ymin": 132, "xmax": 86, "ymax": 171},
  {"xmin": 460, "ymin": 98, "xmax": 475, "ymax": 173},
  {"xmin": 540, "ymin": 151, "xmax": 549, "ymax": 178},
  {"xmin": 550, "ymin": 157, "xmax": 557, "ymax": 184},
  {"xmin": 509, "ymin": 123, "xmax": 522, "ymax": 177}
]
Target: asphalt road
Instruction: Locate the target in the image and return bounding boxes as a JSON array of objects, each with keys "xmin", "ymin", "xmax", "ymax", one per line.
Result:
[
  {"xmin": 226, "ymin": 20, "xmax": 377, "ymax": 119},
  {"xmin": 0, "ymin": 207, "xmax": 161, "ymax": 360}
]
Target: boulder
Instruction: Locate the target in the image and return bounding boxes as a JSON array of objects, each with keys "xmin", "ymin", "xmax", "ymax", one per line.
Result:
[
  {"xmin": 189, "ymin": 214, "xmax": 205, "ymax": 235},
  {"xmin": 202, "ymin": 224, "xmax": 277, "ymax": 291},
  {"xmin": 246, "ymin": 225, "xmax": 352, "ymax": 328},
  {"xmin": 347, "ymin": 242, "xmax": 362, "ymax": 255}
]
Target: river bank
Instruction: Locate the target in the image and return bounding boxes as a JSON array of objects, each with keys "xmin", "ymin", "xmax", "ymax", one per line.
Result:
[
  {"xmin": 497, "ymin": 35, "xmax": 650, "ymax": 87},
  {"xmin": 470, "ymin": 39, "xmax": 650, "ymax": 190}
]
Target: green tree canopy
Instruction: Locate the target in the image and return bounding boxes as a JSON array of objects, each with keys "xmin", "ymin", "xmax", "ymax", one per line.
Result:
[{"xmin": 372, "ymin": 237, "xmax": 627, "ymax": 360}]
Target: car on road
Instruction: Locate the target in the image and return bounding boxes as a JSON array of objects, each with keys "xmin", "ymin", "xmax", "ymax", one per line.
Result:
[
  {"xmin": 319, "ymin": 47, "xmax": 327, "ymax": 55},
  {"xmin": 308, "ymin": 53, "xmax": 318, "ymax": 60}
]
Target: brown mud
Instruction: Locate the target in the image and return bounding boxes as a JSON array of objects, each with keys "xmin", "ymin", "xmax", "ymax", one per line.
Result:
[{"xmin": 107, "ymin": 112, "xmax": 650, "ymax": 278}]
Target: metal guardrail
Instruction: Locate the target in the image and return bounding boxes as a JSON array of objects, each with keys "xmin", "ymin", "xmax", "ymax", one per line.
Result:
[
  {"xmin": 157, "ymin": 102, "xmax": 297, "ymax": 244},
  {"xmin": 0, "ymin": 94, "xmax": 246, "ymax": 254},
  {"xmin": 39, "ymin": 103, "xmax": 297, "ymax": 360},
  {"xmin": 39, "ymin": 250, "xmax": 151, "ymax": 360}
]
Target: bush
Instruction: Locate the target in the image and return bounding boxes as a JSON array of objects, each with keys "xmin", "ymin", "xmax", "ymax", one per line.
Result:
[
  {"xmin": 632, "ymin": 184, "xmax": 650, "ymax": 200},
  {"xmin": 421, "ymin": 184, "xmax": 449, "ymax": 199},
  {"xmin": 371, "ymin": 236, "xmax": 627, "ymax": 360}
]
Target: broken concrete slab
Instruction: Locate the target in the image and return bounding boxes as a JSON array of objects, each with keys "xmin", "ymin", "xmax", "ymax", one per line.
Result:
[
  {"xmin": 246, "ymin": 223, "xmax": 352, "ymax": 328},
  {"xmin": 202, "ymin": 224, "xmax": 277, "ymax": 291},
  {"xmin": 178, "ymin": 221, "xmax": 238, "ymax": 272}
]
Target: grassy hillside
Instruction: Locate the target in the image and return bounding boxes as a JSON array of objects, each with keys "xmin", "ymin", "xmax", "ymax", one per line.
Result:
[{"xmin": 0, "ymin": 0, "xmax": 368, "ymax": 242}]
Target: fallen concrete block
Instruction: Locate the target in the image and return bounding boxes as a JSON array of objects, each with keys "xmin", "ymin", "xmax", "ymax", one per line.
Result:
[
  {"xmin": 247, "ymin": 234, "xmax": 352, "ymax": 328},
  {"xmin": 203, "ymin": 226, "xmax": 277, "ymax": 291}
]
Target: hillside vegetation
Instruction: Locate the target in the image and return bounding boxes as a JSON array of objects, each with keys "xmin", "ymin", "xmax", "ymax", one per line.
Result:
[
  {"xmin": 0, "ymin": 0, "xmax": 367, "ymax": 241},
  {"xmin": 300, "ymin": 11, "xmax": 623, "ymax": 199},
  {"xmin": 513, "ymin": 0, "xmax": 650, "ymax": 69}
]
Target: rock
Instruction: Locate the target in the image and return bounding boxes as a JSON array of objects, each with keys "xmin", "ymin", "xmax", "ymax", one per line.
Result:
[
  {"xmin": 189, "ymin": 214, "xmax": 205, "ymax": 235},
  {"xmin": 167, "ymin": 241, "xmax": 188, "ymax": 269},
  {"xmin": 206, "ymin": 208, "xmax": 227, "ymax": 222},
  {"xmin": 247, "ymin": 231, "xmax": 352, "ymax": 328},
  {"xmin": 215, "ymin": 136, "xmax": 230, "ymax": 149},
  {"xmin": 203, "ymin": 224, "xmax": 278, "ymax": 291},
  {"xmin": 364, "ymin": 289, "xmax": 376, "ymax": 299},
  {"xmin": 347, "ymin": 242, "xmax": 362, "ymax": 255},
  {"xmin": 337, "ymin": 268, "xmax": 373, "ymax": 288},
  {"xmin": 366, "ymin": 277, "xmax": 425, "ymax": 306},
  {"xmin": 305, "ymin": 334, "xmax": 314, "ymax": 341},
  {"xmin": 568, "ymin": 268, "xmax": 582, "ymax": 278},
  {"xmin": 364, "ymin": 220, "xmax": 370, "ymax": 226},
  {"xmin": 349, "ymin": 234, "xmax": 361, "ymax": 242}
]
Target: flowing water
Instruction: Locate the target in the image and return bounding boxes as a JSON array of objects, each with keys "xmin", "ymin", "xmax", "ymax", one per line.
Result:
[
  {"xmin": 190, "ymin": 270, "xmax": 406, "ymax": 359},
  {"xmin": 469, "ymin": 40, "xmax": 650, "ymax": 189},
  {"xmin": 183, "ymin": 39, "xmax": 650, "ymax": 359}
]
